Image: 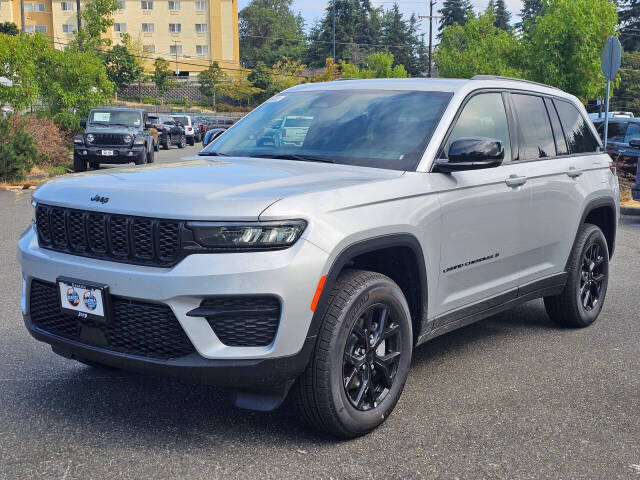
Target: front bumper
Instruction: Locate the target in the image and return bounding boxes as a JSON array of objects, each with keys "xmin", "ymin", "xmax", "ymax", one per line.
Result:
[
  {"xmin": 18, "ymin": 226, "xmax": 329, "ymax": 381},
  {"xmin": 74, "ymin": 146, "xmax": 145, "ymax": 164}
]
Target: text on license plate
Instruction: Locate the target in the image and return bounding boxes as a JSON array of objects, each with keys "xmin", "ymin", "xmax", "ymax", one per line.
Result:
[{"xmin": 101, "ymin": 150, "xmax": 114, "ymax": 156}]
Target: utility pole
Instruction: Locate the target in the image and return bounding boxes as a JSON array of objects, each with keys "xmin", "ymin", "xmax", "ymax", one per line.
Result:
[
  {"xmin": 419, "ymin": 1, "xmax": 442, "ymax": 78},
  {"xmin": 76, "ymin": 0, "xmax": 81, "ymax": 32},
  {"xmin": 332, "ymin": 0, "xmax": 336, "ymax": 64},
  {"xmin": 20, "ymin": 0, "xmax": 25, "ymax": 32}
]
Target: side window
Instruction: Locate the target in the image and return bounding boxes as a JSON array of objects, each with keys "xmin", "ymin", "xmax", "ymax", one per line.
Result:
[
  {"xmin": 554, "ymin": 100, "xmax": 600, "ymax": 154},
  {"xmin": 544, "ymin": 97, "xmax": 568, "ymax": 156},
  {"xmin": 446, "ymin": 93, "xmax": 512, "ymax": 162},
  {"xmin": 624, "ymin": 123, "xmax": 640, "ymax": 144},
  {"xmin": 511, "ymin": 94, "xmax": 556, "ymax": 160}
]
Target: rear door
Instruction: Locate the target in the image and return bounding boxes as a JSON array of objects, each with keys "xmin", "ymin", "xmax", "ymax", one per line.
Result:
[{"xmin": 512, "ymin": 94, "xmax": 604, "ymax": 286}]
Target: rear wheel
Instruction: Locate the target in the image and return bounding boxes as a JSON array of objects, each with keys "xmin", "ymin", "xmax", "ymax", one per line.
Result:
[
  {"xmin": 153, "ymin": 138, "xmax": 159, "ymax": 151},
  {"xmin": 147, "ymin": 145, "xmax": 154, "ymax": 163},
  {"xmin": 162, "ymin": 137, "xmax": 170, "ymax": 150},
  {"xmin": 292, "ymin": 269, "xmax": 413, "ymax": 438},
  {"xmin": 544, "ymin": 223, "xmax": 609, "ymax": 328},
  {"xmin": 73, "ymin": 154, "xmax": 87, "ymax": 172},
  {"xmin": 178, "ymin": 135, "xmax": 186, "ymax": 149},
  {"xmin": 187, "ymin": 136, "xmax": 195, "ymax": 146}
]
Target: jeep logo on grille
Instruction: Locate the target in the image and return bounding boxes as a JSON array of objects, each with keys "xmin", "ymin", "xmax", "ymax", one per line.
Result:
[{"xmin": 91, "ymin": 195, "xmax": 109, "ymax": 204}]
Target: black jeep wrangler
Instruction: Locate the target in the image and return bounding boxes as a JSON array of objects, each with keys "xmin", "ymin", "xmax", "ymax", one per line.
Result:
[{"xmin": 73, "ymin": 108, "xmax": 155, "ymax": 172}]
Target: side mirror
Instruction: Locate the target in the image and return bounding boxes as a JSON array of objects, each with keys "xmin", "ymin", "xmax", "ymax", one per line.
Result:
[
  {"xmin": 629, "ymin": 139, "xmax": 640, "ymax": 149},
  {"xmin": 80, "ymin": 119, "xmax": 86, "ymax": 128},
  {"xmin": 435, "ymin": 137, "xmax": 504, "ymax": 173}
]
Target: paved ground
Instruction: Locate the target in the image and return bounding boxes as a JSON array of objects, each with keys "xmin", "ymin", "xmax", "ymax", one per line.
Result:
[{"xmin": 1, "ymin": 160, "xmax": 639, "ymax": 478}]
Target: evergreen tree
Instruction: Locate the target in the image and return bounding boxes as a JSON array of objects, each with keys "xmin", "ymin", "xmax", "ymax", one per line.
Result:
[
  {"xmin": 438, "ymin": 0, "xmax": 474, "ymax": 39},
  {"xmin": 493, "ymin": 0, "xmax": 511, "ymax": 31},
  {"xmin": 619, "ymin": 0, "xmax": 640, "ymax": 50},
  {"xmin": 517, "ymin": 0, "xmax": 543, "ymax": 33},
  {"xmin": 381, "ymin": 5, "xmax": 422, "ymax": 76}
]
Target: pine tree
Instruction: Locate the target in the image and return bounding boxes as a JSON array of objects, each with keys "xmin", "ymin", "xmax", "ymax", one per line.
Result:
[
  {"xmin": 517, "ymin": 0, "xmax": 543, "ymax": 33},
  {"xmin": 493, "ymin": 0, "xmax": 511, "ymax": 31},
  {"xmin": 438, "ymin": 0, "xmax": 474, "ymax": 39},
  {"xmin": 619, "ymin": 0, "xmax": 640, "ymax": 51}
]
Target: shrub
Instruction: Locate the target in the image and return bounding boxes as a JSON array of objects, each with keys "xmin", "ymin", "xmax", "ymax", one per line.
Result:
[
  {"xmin": 53, "ymin": 112, "xmax": 82, "ymax": 137},
  {"xmin": 0, "ymin": 116, "xmax": 39, "ymax": 182},
  {"xmin": 22, "ymin": 115, "xmax": 71, "ymax": 166}
]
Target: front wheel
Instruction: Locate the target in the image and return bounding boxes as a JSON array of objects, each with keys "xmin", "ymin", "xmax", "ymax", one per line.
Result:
[
  {"xmin": 73, "ymin": 154, "xmax": 87, "ymax": 172},
  {"xmin": 292, "ymin": 269, "xmax": 413, "ymax": 438},
  {"xmin": 544, "ymin": 223, "xmax": 609, "ymax": 328},
  {"xmin": 147, "ymin": 145, "xmax": 154, "ymax": 163}
]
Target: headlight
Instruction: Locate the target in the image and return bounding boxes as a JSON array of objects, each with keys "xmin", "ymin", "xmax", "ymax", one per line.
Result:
[
  {"xmin": 85, "ymin": 134, "xmax": 95, "ymax": 144},
  {"xmin": 187, "ymin": 220, "xmax": 307, "ymax": 251},
  {"xmin": 123, "ymin": 134, "xmax": 133, "ymax": 144},
  {"xmin": 134, "ymin": 138, "xmax": 145, "ymax": 145},
  {"xmin": 73, "ymin": 136, "xmax": 84, "ymax": 144}
]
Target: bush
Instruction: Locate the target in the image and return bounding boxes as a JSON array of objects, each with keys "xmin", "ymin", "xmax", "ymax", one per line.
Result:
[
  {"xmin": 22, "ymin": 116, "xmax": 71, "ymax": 166},
  {"xmin": 0, "ymin": 116, "xmax": 39, "ymax": 182},
  {"xmin": 53, "ymin": 112, "xmax": 82, "ymax": 137}
]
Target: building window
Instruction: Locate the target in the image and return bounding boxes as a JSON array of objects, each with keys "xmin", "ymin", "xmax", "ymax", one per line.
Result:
[
  {"xmin": 168, "ymin": 0, "xmax": 180, "ymax": 10},
  {"xmin": 35, "ymin": 25, "xmax": 47, "ymax": 33},
  {"xmin": 62, "ymin": 23, "xmax": 75, "ymax": 33},
  {"xmin": 169, "ymin": 23, "xmax": 181, "ymax": 33},
  {"xmin": 143, "ymin": 44, "xmax": 155, "ymax": 54},
  {"xmin": 24, "ymin": 25, "xmax": 35, "ymax": 33},
  {"xmin": 169, "ymin": 44, "xmax": 182, "ymax": 55},
  {"xmin": 195, "ymin": 23, "xmax": 208, "ymax": 33},
  {"xmin": 61, "ymin": 1, "xmax": 74, "ymax": 10},
  {"xmin": 117, "ymin": 0, "xmax": 125, "ymax": 9},
  {"xmin": 195, "ymin": 0, "xmax": 206, "ymax": 10},
  {"xmin": 196, "ymin": 45, "xmax": 208, "ymax": 55},
  {"xmin": 24, "ymin": 3, "xmax": 46, "ymax": 12},
  {"xmin": 113, "ymin": 22, "xmax": 127, "ymax": 33},
  {"xmin": 141, "ymin": 23, "xmax": 154, "ymax": 33},
  {"xmin": 141, "ymin": 0, "xmax": 153, "ymax": 9}
]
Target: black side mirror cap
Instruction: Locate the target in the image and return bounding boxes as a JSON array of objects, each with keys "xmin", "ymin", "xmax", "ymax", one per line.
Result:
[
  {"xmin": 80, "ymin": 119, "xmax": 86, "ymax": 128},
  {"xmin": 434, "ymin": 137, "xmax": 504, "ymax": 173}
]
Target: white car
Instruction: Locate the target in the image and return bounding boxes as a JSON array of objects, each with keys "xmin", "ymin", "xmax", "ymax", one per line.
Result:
[{"xmin": 19, "ymin": 76, "xmax": 618, "ymax": 437}]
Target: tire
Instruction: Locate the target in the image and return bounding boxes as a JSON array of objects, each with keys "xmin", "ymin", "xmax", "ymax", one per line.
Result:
[
  {"xmin": 544, "ymin": 223, "xmax": 610, "ymax": 328},
  {"xmin": 178, "ymin": 135, "xmax": 186, "ymax": 149},
  {"xmin": 73, "ymin": 154, "xmax": 87, "ymax": 172},
  {"xmin": 134, "ymin": 148, "xmax": 147, "ymax": 165},
  {"xmin": 153, "ymin": 139, "xmax": 159, "ymax": 151},
  {"xmin": 187, "ymin": 136, "xmax": 194, "ymax": 146},
  {"xmin": 292, "ymin": 269, "xmax": 413, "ymax": 438},
  {"xmin": 89, "ymin": 161, "xmax": 100, "ymax": 170},
  {"xmin": 162, "ymin": 137, "xmax": 170, "ymax": 150},
  {"xmin": 147, "ymin": 145, "xmax": 154, "ymax": 163}
]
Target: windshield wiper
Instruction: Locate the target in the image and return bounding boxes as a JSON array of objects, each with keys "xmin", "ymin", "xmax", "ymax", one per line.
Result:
[{"xmin": 249, "ymin": 153, "xmax": 335, "ymax": 164}]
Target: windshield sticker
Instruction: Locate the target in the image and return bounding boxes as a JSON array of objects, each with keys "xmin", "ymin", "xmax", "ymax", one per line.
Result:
[{"xmin": 93, "ymin": 112, "xmax": 110, "ymax": 122}]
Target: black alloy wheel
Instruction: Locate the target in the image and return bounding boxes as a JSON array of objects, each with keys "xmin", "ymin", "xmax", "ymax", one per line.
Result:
[
  {"xmin": 343, "ymin": 303, "xmax": 402, "ymax": 411},
  {"xmin": 579, "ymin": 242, "xmax": 606, "ymax": 311}
]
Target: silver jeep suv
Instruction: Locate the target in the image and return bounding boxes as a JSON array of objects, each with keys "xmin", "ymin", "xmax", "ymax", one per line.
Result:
[{"xmin": 18, "ymin": 77, "xmax": 619, "ymax": 437}]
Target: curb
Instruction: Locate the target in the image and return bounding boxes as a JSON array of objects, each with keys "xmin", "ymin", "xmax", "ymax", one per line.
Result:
[{"xmin": 621, "ymin": 206, "xmax": 640, "ymax": 217}]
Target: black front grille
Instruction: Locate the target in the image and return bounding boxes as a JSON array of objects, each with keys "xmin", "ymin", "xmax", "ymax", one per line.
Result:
[
  {"xmin": 29, "ymin": 280, "xmax": 196, "ymax": 360},
  {"xmin": 196, "ymin": 297, "xmax": 281, "ymax": 347},
  {"xmin": 35, "ymin": 204, "xmax": 183, "ymax": 267},
  {"xmin": 89, "ymin": 133, "xmax": 130, "ymax": 146}
]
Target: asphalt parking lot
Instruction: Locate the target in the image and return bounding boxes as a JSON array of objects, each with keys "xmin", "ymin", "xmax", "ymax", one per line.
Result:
[{"xmin": 1, "ymin": 153, "xmax": 639, "ymax": 478}]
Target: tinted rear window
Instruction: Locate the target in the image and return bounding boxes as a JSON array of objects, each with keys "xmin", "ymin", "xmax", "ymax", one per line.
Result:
[
  {"xmin": 512, "ymin": 94, "xmax": 556, "ymax": 160},
  {"xmin": 554, "ymin": 100, "xmax": 600, "ymax": 154},
  {"xmin": 172, "ymin": 116, "xmax": 189, "ymax": 125}
]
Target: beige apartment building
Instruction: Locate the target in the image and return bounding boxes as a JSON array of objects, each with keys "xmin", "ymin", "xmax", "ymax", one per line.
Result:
[{"xmin": 0, "ymin": 0, "xmax": 240, "ymax": 77}]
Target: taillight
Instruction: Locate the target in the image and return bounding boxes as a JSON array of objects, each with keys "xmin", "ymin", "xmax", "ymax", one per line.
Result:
[
  {"xmin": 282, "ymin": 129, "xmax": 287, "ymax": 137},
  {"xmin": 609, "ymin": 161, "xmax": 616, "ymax": 174}
]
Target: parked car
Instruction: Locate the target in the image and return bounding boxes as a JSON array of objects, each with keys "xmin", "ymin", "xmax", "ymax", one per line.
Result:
[
  {"xmin": 73, "ymin": 108, "xmax": 154, "ymax": 171},
  {"xmin": 20, "ymin": 77, "xmax": 618, "ymax": 438},
  {"xmin": 589, "ymin": 111, "xmax": 634, "ymax": 121},
  {"xmin": 256, "ymin": 118, "xmax": 284, "ymax": 147},
  {"xmin": 171, "ymin": 115, "xmax": 201, "ymax": 145},
  {"xmin": 202, "ymin": 128, "xmax": 226, "ymax": 147},
  {"xmin": 148, "ymin": 114, "xmax": 186, "ymax": 150},
  {"xmin": 593, "ymin": 117, "xmax": 640, "ymax": 201}
]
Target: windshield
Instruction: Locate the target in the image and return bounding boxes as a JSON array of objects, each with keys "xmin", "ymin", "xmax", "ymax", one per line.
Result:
[
  {"xmin": 89, "ymin": 110, "xmax": 142, "ymax": 128},
  {"xmin": 201, "ymin": 89, "xmax": 453, "ymax": 171}
]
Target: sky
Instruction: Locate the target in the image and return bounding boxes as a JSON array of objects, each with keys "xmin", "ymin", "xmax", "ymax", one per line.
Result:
[{"xmin": 237, "ymin": 0, "xmax": 525, "ymax": 36}]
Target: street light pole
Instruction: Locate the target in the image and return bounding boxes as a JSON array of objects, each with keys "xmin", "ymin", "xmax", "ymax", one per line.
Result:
[{"xmin": 332, "ymin": 0, "xmax": 336, "ymax": 64}]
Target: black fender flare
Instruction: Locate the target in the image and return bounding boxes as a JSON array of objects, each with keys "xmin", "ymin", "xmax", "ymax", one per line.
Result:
[
  {"xmin": 575, "ymin": 196, "xmax": 617, "ymax": 260},
  {"xmin": 305, "ymin": 233, "xmax": 428, "ymax": 343}
]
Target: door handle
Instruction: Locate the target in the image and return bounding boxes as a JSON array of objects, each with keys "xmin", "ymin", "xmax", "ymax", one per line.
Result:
[
  {"xmin": 505, "ymin": 175, "xmax": 527, "ymax": 187},
  {"xmin": 566, "ymin": 167, "xmax": 583, "ymax": 178}
]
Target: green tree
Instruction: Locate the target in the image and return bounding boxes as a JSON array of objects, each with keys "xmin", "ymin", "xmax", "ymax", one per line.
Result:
[
  {"xmin": 0, "ymin": 22, "xmax": 19, "ymax": 36},
  {"xmin": 247, "ymin": 61, "xmax": 273, "ymax": 102},
  {"xmin": 0, "ymin": 33, "xmax": 44, "ymax": 111},
  {"xmin": 267, "ymin": 58, "xmax": 305, "ymax": 95},
  {"xmin": 341, "ymin": 52, "xmax": 408, "ymax": 78},
  {"xmin": 223, "ymin": 68, "xmax": 263, "ymax": 106},
  {"xmin": 381, "ymin": 5, "xmax": 424, "ymax": 76},
  {"xmin": 0, "ymin": 117, "xmax": 40, "ymax": 182},
  {"xmin": 517, "ymin": 0, "xmax": 543, "ymax": 33},
  {"xmin": 612, "ymin": 51, "xmax": 640, "ymax": 114},
  {"xmin": 619, "ymin": 0, "xmax": 640, "ymax": 50},
  {"xmin": 151, "ymin": 57, "xmax": 174, "ymax": 105},
  {"xmin": 526, "ymin": 0, "xmax": 617, "ymax": 101},
  {"xmin": 438, "ymin": 0, "xmax": 474, "ymax": 39},
  {"xmin": 239, "ymin": 0, "xmax": 305, "ymax": 68},
  {"xmin": 71, "ymin": 0, "xmax": 120, "ymax": 51},
  {"xmin": 104, "ymin": 42, "xmax": 143, "ymax": 99},
  {"xmin": 492, "ymin": 0, "xmax": 511, "ymax": 31},
  {"xmin": 436, "ymin": 11, "xmax": 522, "ymax": 78},
  {"xmin": 198, "ymin": 62, "xmax": 228, "ymax": 110}
]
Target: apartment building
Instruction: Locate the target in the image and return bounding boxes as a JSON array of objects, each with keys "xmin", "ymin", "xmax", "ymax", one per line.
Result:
[{"xmin": 0, "ymin": 0, "xmax": 240, "ymax": 77}]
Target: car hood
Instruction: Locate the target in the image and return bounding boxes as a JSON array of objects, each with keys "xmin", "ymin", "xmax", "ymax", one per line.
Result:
[
  {"xmin": 84, "ymin": 126, "xmax": 140, "ymax": 135},
  {"xmin": 33, "ymin": 157, "xmax": 404, "ymax": 220}
]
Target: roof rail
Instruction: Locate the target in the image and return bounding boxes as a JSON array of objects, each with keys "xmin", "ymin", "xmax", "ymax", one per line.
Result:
[{"xmin": 471, "ymin": 75, "xmax": 560, "ymax": 91}]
